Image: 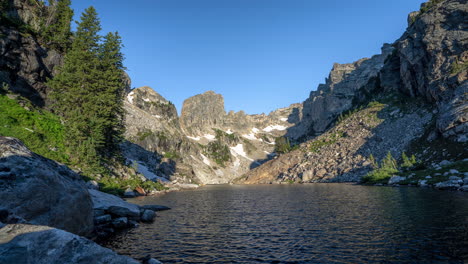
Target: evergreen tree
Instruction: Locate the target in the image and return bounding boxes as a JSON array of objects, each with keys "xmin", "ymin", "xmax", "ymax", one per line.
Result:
[
  {"xmin": 382, "ymin": 152, "xmax": 397, "ymax": 170},
  {"xmin": 48, "ymin": 6, "xmax": 127, "ymax": 172},
  {"xmin": 48, "ymin": 6, "xmax": 104, "ymax": 170},
  {"xmin": 42, "ymin": 0, "xmax": 73, "ymax": 51},
  {"xmin": 99, "ymin": 31, "xmax": 126, "ymax": 155},
  {"xmin": 275, "ymin": 136, "xmax": 291, "ymax": 154}
]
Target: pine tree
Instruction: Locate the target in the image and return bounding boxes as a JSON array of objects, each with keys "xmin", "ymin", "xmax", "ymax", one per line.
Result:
[
  {"xmin": 48, "ymin": 6, "xmax": 128, "ymax": 172},
  {"xmin": 98, "ymin": 31, "xmax": 126, "ymax": 156},
  {"xmin": 401, "ymin": 152, "xmax": 412, "ymax": 168},
  {"xmin": 47, "ymin": 6, "xmax": 104, "ymax": 169},
  {"xmin": 42, "ymin": 0, "xmax": 73, "ymax": 51},
  {"xmin": 382, "ymin": 152, "xmax": 397, "ymax": 170}
]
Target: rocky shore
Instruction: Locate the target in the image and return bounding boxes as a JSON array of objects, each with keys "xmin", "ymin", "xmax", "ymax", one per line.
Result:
[
  {"xmin": 374, "ymin": 159, "xmax": 468, "ymax": 191},
  {"xmin": 0, "ymin": 136, "xmax": 164, "ymax": 264}
]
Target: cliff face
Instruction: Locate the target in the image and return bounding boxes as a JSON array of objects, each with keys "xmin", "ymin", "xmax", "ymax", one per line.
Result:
[
  {"xmin": 124, "ymin": 88, "xmax": 299, "ymax": 184},
  {"xmin": 287, "ymin": 44, "xmax": 394, "ymax": 141},
  {"xmin": 392, "ymin": 0, "xmax": 467, "ymax": 141},
  {"xmin": 240, "ymin": 0, "xmax": 468, "ymax": 184},
  {"xmin": 0, "ymin": 0, "xmax": 63, "ymax": 107}
]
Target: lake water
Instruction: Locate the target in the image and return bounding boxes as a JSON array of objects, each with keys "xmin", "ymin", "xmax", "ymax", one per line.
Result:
[{"xmin": 103, "ymin": 184, "xmax": 468, "ymax": 263}]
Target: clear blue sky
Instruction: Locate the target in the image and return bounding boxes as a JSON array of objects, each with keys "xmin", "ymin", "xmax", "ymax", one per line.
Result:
[{"xmin": 70, "ymin": 0, "xmax": 425, "ymax": 115}]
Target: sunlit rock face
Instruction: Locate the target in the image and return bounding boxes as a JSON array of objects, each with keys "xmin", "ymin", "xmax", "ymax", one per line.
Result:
[
  {"xmin": 124, "ymin": 88, "xmax": 298, "ymax": 184},
  {"xmin": 240, "ymin": 0, "xmax": 468, "ymax": 184}
]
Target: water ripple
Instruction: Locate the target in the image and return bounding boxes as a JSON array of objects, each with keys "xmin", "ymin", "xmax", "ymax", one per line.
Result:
[{"xmin": 102, "ymin": 184, "xmax": 468, "ymax": 263}]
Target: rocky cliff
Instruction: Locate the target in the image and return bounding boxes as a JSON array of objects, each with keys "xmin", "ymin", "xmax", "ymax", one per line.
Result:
[
  {"xmin": 287, "ymin": 44, "xmax": 394, "ymax": 141},
  {"xmin": 123, "ymin": 88, "xmax": 300, "ymax": 184},
  {"xmin": 239, "ymin": 0, "xmax": 468, "ymax": 184},
  {"xmin": 0, "ymin": 0, "xmax": 63, "ymax": 107}
]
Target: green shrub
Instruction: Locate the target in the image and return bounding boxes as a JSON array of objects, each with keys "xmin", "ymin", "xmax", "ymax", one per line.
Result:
[
  {"xmin": 204, "ymin": 141, "xmax": 231, "ymax": 166},
  {"xmin": 163, "ymin": 151, "xmax": 180, "ymax": 159},
  {"xmin": 275, "ymin": 136, "xmax": 292, "ymax": 154},
  {"xmin": 401, "ymin": 152, "xmax": 418, "ymax": 169},
  {"xmin": 98, "ymin": 174, "xmax": 166, "ymax": 196},
  {"xmin": 135, "ymin": 129, "xmax": 154, "ymax": 141},
  {"xmin": 361, "ymin": 152, "xmax": 398, "ymax": 184},
  {"xmin": 420, "ymin": 0, "xmax": 443, "ymax": 14},
  {"xmin": 213, "ymin": 128, "xmax": 237, "ymax": 143},
  {"xmin": 450, "ymin": 59, "xmax": 468, "ymax": 75},
  {"xmin": 308, "ymin": 131, "xmax": 343, "ymax": 153}
]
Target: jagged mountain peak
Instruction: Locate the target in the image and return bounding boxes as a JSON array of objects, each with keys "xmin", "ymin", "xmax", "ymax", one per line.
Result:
[{"xmin": 127, "ymin": 86, "xmax": 169, "ymax": 105}]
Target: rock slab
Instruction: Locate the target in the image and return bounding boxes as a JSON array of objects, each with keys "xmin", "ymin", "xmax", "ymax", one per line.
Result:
[
  {"xmin": 0, "ymin": 224, "xmax": 140, "ymax": 264},
  {"xmin": 0, "ymin": 137, "xmax": 93, "ymax": 236}
]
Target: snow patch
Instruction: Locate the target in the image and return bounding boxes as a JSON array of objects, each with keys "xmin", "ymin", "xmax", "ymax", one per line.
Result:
[
  {"xmin": 127, "ymin": 92, "xmax": 135, "ymax": 104},
  {"xmin": 280, "ymin": 117, "xmax": 288, "ymax": 122},
  {"xmin": 143, "ymin": 98, "xmax": 151, "ymax": 102},
  {"xmin": 204, "ymin": 134, "xmax": 216, "ymax": 140},
  {"xmin": 187, "ymin": 136, "xmax": 201, "ymax": 141},
  {"xmin": 252, "ymin": 128, "xmax": 260, "ymax": 133},
  {"xmin": 226, "ymin": 129, "xmax": 234, "ymax": 134},
  {"xmin": 153, "ymin": 115, "xmax": 162, "ymax": 119},
  {"xmin": 263, "ymin": 124, "xmax": 288, "ymax": 132},
  {"xmin": 242, "ymin": 133, "xmax": 257, "ymax": 140},
  {"xmin": 200, "ymin": 154, "xmax": 211, "ymax": 166},
  {"xmin": 133, "ymin": 161, "xmax": 169, "ymax": 182},
  {"xmin": 230, "ymin": 144, "xmax": 253, "ymax": 161}
]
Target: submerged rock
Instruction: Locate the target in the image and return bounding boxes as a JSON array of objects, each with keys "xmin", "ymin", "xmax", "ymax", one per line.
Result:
[
  {"xmin": 141, "ymin": 210, "xmax": 156, "ymax": 223},
  {"xmin": 141, "ymin": 204, "xmax": 171, "ymax": 212}
]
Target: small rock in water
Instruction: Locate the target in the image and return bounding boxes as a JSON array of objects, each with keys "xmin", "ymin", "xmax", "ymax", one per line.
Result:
[
  {"xmin": 439, "ymin": 160, "xmax": 452, "ymax": 166},
  {"xmin": 94, "ymin": 214, "xmax": 112, "ymax": 225},
  {"xmin": 141, "ymin": 210, "xmax": 156, "ymax": 222},
  {"xmin": 142, "ymin": 255, "xmax": 162, "ymax": 264},
  {"xmin": 388, "ymin": 176, "xmax": 406, "ymax": 185},
  {"xmin": 449, "ymin": 169, "xmax": 459, "ymax": 174},
  {"xmin": 425, "ymin": 176, "xmax": 432, "ymax": 179},
  {"xmin": 141, "ymin": 204, "xmax": 171, "ymax": 211},
  {"xmin": 129, "ymin": 220, "xmax": 139, "ymax": 228},
  {"xmin": 418, "ymin": 180, "xmax": 428, "ymax": 187},
  {"xmin": 112, "ymin": 217, "xmax": 128, "ymax": 229},
  {"xmin": 123, "ymin": 188, "xmax": 137, "ymax": 198}
]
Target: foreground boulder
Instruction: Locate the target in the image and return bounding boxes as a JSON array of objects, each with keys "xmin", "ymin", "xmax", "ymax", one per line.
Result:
[
  {"xmin": 89, "ymin": 189, "xmax": 140, "ymax": 219},
  {"xmin": 0, "ymin": 224, "xmax": 140, "ymax": 264},
  {"xmin": 0, "ymin": 137, "xmax": 93, "ymax": 236},
  {"xmin": 89, "ymin": 189, "xmax": 142, "ymax": 237}
]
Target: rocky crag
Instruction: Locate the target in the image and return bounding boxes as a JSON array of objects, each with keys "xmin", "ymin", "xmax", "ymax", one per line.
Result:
[
  {"xmin": 240, "ymin": 0, "xmax": 468, "ymax": 184},
  {"xmin": 0, "ymin": 0, "xmax": 63, "ymax": 107},
  {"xmin": 124, "ymin": 87, "xmax": 301, "ymax": 184}
]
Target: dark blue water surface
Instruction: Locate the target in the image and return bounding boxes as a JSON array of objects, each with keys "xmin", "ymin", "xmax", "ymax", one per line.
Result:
[{"xmin": 103, "ymin": 184, "xmax": 468, "ymax": 263}]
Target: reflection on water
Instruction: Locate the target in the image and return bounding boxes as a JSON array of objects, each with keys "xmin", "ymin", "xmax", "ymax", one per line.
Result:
[{"xmin": 102, "ymin": 184, "xmax": 468, "ymax": 263}]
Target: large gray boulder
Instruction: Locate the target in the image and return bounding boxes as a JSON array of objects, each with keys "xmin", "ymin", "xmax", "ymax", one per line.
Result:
[
  {"xmin": 89, "ymin": 189, "xmax": 140, "ymax": 219},
  {"xmin": 0, "ymin": 224, "xmax": 140, "ymax": 264},
  {"xmin": 0, "ymin": 137, "xmax": 93, "ymax": 236}
]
